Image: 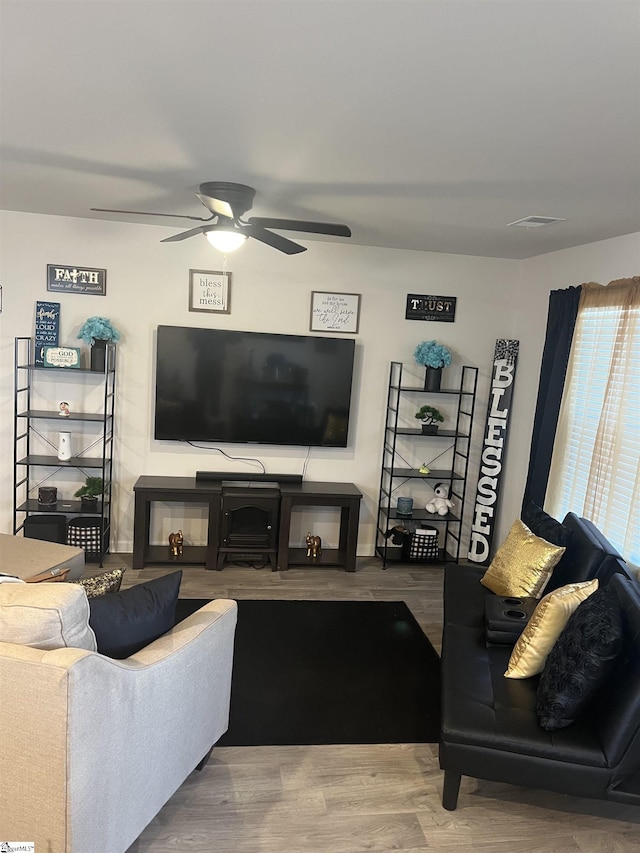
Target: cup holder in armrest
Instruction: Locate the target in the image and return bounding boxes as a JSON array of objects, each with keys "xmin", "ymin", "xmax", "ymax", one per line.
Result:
[
  {"xmin": 503, "ymin": 608, "xmax": 528, "ymax": 620},
  {"xmin": 484, "ymin": 595, "xmax": 537, "ymax": 645}
]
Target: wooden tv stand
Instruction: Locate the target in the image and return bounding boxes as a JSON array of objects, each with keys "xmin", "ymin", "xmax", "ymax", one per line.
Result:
[{"xmin": 132, "ymin": 476, "xmax": 362, "ymax": 572}]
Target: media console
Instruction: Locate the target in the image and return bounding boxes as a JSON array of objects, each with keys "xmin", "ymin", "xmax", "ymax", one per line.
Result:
[{"xmin": 132, "ymin": 476, "xmax": 362, "ymax": 572}]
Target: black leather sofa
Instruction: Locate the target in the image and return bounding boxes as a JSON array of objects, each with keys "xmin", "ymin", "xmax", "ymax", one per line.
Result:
[{"xmin": 439, "ymin": 512, "xmax": 640, "ymax": 810}]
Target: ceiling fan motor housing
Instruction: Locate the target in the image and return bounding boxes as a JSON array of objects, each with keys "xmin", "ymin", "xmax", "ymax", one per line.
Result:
[{"xmin": 198, "ymin": 182, "xmax": 256, "ymax": 218}]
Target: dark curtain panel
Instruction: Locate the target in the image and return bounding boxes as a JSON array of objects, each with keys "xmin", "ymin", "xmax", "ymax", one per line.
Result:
[{"xmin": 522, "ymin": 286, "xmax": 582, "ymax": 511}]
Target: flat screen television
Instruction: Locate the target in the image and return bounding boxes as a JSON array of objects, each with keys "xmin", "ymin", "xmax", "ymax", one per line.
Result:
[{"xmin": 154, "ymin": 326, "xmax": 356, "ymax": 447}]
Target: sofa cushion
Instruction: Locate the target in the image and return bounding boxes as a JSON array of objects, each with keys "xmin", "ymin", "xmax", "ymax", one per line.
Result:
[
  {"xmin": 88, "ymin": 570, "xmax": 182, "ymax": 659},
  {"xmin": 537, "ymin": 583, "xmax": 624, "ymax": 730},
  {"xmin": 504, "ymin": 579, "xmax": 598, "ymax": 679},
  {"xmin": 545, "ymin": 513, "xmax": 621, "ymax": 592},
  {"xmin": 440, "ymin": 622, "xmax": 607, "ymax": 766},
  {"xmin": 0, "ymin": 582, "xmax": 97, "ymax": 651},
  {"xmin": 481, "ymin": 518, "xmax": 565, "ymax": 599}
]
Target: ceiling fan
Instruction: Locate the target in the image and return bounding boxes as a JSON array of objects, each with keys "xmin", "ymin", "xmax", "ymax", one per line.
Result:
[{"xmin": 91, "ymin": 181, "xmax": 352, "ymax": 254}]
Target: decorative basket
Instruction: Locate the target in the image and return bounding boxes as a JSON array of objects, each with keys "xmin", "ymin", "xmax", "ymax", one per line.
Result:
[
  {"xmin": 405, "ymin": 526, "xmax": 440, "ymax": 562},
  {"xmin": 67, "ymin": 517, "xmax": 104, "ymax": 554}
]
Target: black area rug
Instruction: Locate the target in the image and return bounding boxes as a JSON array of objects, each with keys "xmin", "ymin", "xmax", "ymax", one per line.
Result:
[{"xmin": 175, "ymin": 598, "xmax": 441, "ymax": 746}]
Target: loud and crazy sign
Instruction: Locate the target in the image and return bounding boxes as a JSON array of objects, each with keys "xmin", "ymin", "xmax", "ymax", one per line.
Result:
[{"xmin": 468, "ymin": 339, "xmax": 519, "ymax": 565}]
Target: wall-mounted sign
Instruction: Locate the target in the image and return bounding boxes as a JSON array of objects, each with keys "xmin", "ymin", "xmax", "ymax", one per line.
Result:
[
  {"xmin": 189, "ymin": 269, "xmax": 231, "ymax": 313},
  {"xmin": 310, "ymin": 291, "xmax": 361, "ymax": 333},
  {"xmin": 468, "ymin": 339, "xmax": 520, "ymax": 565},
  {"xmin": 47, "ymin": 264, "xmax": 107, "ymax": 295},
  {"xmin": 35, "ymin": 300, "xmax": 60, "ymax": 365},
  {"xmin": 43, "ymin": 346, "xmax": 82, "ymax": 368},
  {"xmin": 405, "ymin": 294, "xmax": 456, "ymax": 322}
]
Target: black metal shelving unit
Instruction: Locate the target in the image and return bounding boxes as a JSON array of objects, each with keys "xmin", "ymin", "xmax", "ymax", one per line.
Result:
[
  {"xmin": 375, "ymin": 361, "xmax": 478, "ymax": 568},
  {"xmin": 13, "ymin": 336, "xmax": 116, "ymax": 565}
]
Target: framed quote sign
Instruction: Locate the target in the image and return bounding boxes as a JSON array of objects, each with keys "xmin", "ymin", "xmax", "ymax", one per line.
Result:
[
  {"xmin": 189, "ymin": 269, "xmax": 231, "ymax": 314},
  {"xmin": 310, "ymin": 291, "xmax": 361, "ymax": 333},
  {"xmin": 405, "ymin": 294, "xmax": 457, "ymax": 322}
]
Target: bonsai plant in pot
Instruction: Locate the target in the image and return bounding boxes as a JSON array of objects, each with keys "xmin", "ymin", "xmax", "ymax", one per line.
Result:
[
  {"xmin": 74, "ymin": 476, "xmax": 104, "ymax": 511},
  {"xmin": 415, "ymin": 405, "xmax": 444, "ymax": 434},
  {"xmin": 414, "ymin": 340, "xmax": 452, "ymax": 390},
  {"xmin": 77, "ymin": 317, "xmax": 120, "ymax": 371}
]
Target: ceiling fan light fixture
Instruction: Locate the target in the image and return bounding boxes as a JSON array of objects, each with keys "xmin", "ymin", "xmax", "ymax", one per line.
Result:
[{"xmin": 205, "ymin": 229, "xmax": 247, "ymax": 252}]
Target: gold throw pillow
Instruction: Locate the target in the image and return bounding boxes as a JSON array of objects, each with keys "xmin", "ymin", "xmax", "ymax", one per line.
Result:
[
  {"xmin": 481, "ymin": 518, "xmax": 565, "ymax": 599},
  {"xmin": 505, "ymin": 579, "xmax": 598, "ymax": 678}
]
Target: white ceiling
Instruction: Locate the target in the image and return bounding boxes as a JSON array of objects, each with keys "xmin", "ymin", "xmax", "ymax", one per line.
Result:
[{"xmin": 1, "ymin": 0, "xmax": 639, "ymax": 259}]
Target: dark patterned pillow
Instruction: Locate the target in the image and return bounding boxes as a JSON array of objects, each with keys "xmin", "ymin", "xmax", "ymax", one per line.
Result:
[
  {"xmin": 536, "ymin": 583, "xmax": 623, "ymax": 730},
  {"xmin": 72, "ymin": 567, "xmax": 124, "ymax": 598},
  {"xmin": 521, "ymin": 502, "xmax": 574, "ymax": 548}
]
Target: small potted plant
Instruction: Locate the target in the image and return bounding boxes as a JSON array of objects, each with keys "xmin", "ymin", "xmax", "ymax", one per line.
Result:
[
  {"xmin": 415, "ymin": 405, "xmax": 444, "ymax": 434},
  {"xmin": 414, "ymin": 340, "xmax": 452, "ymax": 390},
  {"xmin": 74, "ymin": 476, "xmax": 104, "ymax": 511},
  {"xmin": 77, "ymin": 317, "xmax": 120, "ymax": 371}
]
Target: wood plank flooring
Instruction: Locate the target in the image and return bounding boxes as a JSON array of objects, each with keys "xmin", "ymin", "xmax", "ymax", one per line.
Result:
[{"xmin": 95, "ymin": 555, "xmax": 640, "ymax": 853}]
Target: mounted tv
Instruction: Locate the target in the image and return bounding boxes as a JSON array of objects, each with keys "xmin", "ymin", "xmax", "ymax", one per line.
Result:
[{"xmin": 154, "ymin": 326, "xmax": 356, "ymax": 447}]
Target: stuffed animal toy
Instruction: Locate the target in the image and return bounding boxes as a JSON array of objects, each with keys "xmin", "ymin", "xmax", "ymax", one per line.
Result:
[{"xmin": 425, "ymin": 482, "xmax": 454, "ymax": 516}]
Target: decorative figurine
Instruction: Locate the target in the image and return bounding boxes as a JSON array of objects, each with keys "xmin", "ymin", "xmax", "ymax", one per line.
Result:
[
  {"xmin": 306, "ymin": 531, "xmax": 322, "ymax": 559},
  {"xmin": 425, "ymin": 482, "xmax": 454, "ymax": 516},
  {"xmin": 168, "ymin": 530, "xmax": 184, "ymax": 557},
  {"xmin": 59, "ymin": 401, "xmax": 70, "ymax": 417}
]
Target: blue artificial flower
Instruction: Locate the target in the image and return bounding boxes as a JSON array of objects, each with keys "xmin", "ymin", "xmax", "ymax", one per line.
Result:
[
  {"xmin": 77, "ymin": 317, "xmax": 121, "ymax": 345},
  {"xmin": 414, "ymin": 340, "xmax": 452, "ymax": 368}
]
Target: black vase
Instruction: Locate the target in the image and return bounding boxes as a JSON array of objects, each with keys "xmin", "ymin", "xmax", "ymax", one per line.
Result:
[
  {"xmin": 421, "ymin": 424, "xmax": 439, "ymax": 434},
  {"xmin": 424, "ymin": 367, "xmax": 442, "ymax": 391},
  {"xmin": 90, "ymin": 339, "xmax": 108, "ymax": 372}
]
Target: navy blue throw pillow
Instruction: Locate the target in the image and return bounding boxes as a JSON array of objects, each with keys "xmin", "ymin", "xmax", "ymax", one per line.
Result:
[
  {"xmin": 536, "ymin": 583, "xmax": 623, "ymax": 730},
  {"xmin": 89, "ymin": 570, "xmax": 182, "ymax": 659},
  {"xmin": 521, "ymin": 502, "xmax": 574, "ymax": 548}
]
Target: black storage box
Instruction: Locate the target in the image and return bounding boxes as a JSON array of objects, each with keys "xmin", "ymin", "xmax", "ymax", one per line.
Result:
[{"xmin": 24, "ymin": 514, "xmax": 68, "ymax": 544}]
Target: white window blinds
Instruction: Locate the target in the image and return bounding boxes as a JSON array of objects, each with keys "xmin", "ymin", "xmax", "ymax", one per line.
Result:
[{"xmin": 546, "ymin": 278, "xmax": 640, "ymax": 564}]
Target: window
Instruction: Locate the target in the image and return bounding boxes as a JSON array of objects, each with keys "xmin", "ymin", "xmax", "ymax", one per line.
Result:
[{"xmin": 546, "ymin": 279, "xmax": 640, "ymax": 564}]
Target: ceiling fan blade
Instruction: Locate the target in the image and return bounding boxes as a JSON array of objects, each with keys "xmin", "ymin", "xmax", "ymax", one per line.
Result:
[
  {"xmin": 240, "ymin": 223, "xmax": 307, "ymax": 254},
  {"xmin": 196, "ymin": 193, "xmax": 237, "ymax": 219},
  {"xmin": 160, "ymin": 224, "xmax": 216, "ymax": 243},
  {"xmin": 247, "ymin": 217, "xmax": 351, "ymax": 238},
  {"xmin": 91, "ymin": 207, "xmax": 213, "ymax": 222}
]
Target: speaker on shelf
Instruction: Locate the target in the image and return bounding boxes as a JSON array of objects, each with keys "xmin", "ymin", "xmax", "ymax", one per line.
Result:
[{"xmin": 195, "ymin": 471, "xmax": 303, "ymax": 483}]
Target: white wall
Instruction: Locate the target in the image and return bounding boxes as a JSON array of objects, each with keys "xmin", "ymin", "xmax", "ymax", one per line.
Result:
[
  {"xmin": 1, "ymin": 210, "xmax": 635, "ymax": 556},
  {"xmin": 523, "ymin": 232, "xmax": 640, "ymax": 288}
]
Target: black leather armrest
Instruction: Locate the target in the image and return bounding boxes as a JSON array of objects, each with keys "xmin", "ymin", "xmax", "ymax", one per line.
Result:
[{"xmin": 484, "ymin": 595, "xmax": 537, "ymax": 645}]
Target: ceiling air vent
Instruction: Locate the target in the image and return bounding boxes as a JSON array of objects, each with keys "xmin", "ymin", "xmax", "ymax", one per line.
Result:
[{"xmin": 507, "ymin": 215, "xmax": 567, "ymax": 228}]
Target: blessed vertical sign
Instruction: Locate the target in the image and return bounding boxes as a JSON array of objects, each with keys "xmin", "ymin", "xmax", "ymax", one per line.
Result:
[{"xmin": 468, "ymin": 339, "xmax": 520, "ymax": 565}]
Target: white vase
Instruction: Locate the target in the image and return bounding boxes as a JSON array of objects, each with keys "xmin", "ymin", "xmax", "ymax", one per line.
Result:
[{"xmin": 57, "ymin": 432, "xmax": 71, "ymax": 461}]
